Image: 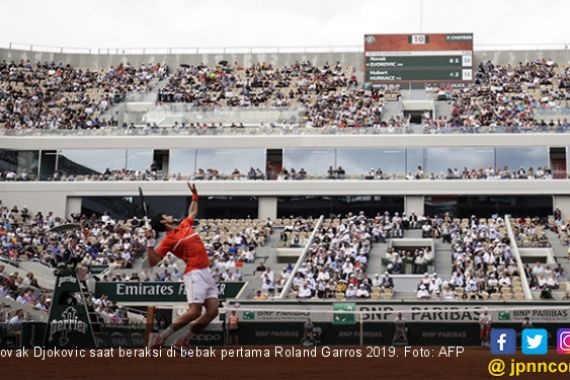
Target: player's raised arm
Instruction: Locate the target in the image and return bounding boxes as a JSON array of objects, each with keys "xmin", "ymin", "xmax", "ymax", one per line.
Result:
[
  {"xmin": 187, "ymin": 182, "xmax": 199, "ymax": 219},
  {"xmin": 145, "ymin": 229, "xmax": 162, "ymax": 267}
]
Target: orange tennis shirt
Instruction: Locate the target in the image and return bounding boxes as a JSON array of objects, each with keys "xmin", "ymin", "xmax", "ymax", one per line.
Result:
[{"xmin": 155, "ymin": 216, "xmax": 210, "ymax": 273}]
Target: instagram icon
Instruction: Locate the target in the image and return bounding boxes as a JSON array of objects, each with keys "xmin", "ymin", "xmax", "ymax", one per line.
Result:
[{"xmin": 557, "ymin": 329, "xmax": 570, "ymax": 354}]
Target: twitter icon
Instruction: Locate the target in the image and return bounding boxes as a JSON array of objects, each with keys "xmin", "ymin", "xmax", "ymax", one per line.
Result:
[{"xmin": 522, "ymin": 329, "xmax": 548, "ymax": 355}]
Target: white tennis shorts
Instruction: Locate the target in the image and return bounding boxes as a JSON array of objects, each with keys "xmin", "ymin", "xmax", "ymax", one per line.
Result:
[{"xmin": 183, "ymin": 268, "xmax": 219, "ymax": 304}]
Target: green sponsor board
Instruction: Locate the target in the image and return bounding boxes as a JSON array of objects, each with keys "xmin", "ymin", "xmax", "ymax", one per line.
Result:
[
  {"xmin": 333, "ymin": 303, "xmax": 356, "ymax": 325},
  {"xmin": 45, "ymin": 271, "xmax": 95, "ymax": 349},
  {"xmin": 499, "ymin": 311, "xmax": 511, "ymax": 321},
  {"xmin": 236, "ymin": 322, "xmax": 482, "ymax": 345},
  {"xmin": 95, "ymin": 281, "xmax": 245, "ymax": 303}
]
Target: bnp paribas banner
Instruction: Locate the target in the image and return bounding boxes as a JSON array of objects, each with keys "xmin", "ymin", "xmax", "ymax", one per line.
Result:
[
  {"xmin": 95, "ymin": 281, "xmax": 245, "ymax": 303},
  {"xmin": 234, "ymin": 303, "xmax": 570, "ymax": 324},
  {"xmin": 45, "ymin": 271, "xmax": 95, "ymax": 348}
]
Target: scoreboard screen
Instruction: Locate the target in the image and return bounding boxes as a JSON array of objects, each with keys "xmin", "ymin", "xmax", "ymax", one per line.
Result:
[{"xmin": 364, "ymin": 33, "xmax": 473, "ymax": 84}]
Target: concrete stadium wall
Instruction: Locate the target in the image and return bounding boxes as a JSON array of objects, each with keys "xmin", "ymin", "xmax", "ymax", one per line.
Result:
[
  {"xmin": 3, "ymin": 133, "xmax": 570, "ymax": 150},
  {"xmin": 0, "ymin": 48, "xmax": 363, "ymax": 68},
  {"xmin": 1, "ymin": 47, "xmax": 570, "ymax": 68},
  {"xmin": 0, "ymin": 180, "xmax": 567, "ymax": 218}
]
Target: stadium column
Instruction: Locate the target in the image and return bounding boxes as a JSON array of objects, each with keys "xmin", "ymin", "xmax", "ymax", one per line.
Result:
[
  {"xmin": 258, "ymin": 197, "xmax": 278, "ymax": 220},
  {"xmin": 554, "ymin": 195, "xmax": 570, "ymax": 219},
  {"xmin": 405, "ymin": 196, "xmax": 424, "ymax": 216}
]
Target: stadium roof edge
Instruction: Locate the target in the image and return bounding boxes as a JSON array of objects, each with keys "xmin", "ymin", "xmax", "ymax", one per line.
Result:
[{"xmin": 2, "ymin": 42, "xmax": 570, "ymax": 55}]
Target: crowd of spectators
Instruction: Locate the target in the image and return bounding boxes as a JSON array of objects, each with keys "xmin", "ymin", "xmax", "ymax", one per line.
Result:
[
  {"xmin": 291, "ymin": 212, "xmax": 374, "ymax": 299},
  {"xmin": 0, "ymin": 163, "xmax": 558, "ymax": 182},
  {"xmin": 432, "ymin": 215, "xmax": 520, "ymax": 300},
  {"xmin": 0, "ymin": 170, "xmax": 37, "ymax": 181},
  {"xmin": 200, "ymin": 218, "xmax": 268, "ymax": 272},
  {"xmin": 88, "ymin": 294, "xmax": 130, "ymax": 326},
  {"xmin": 192, "ymin": 167, "xmax": 266, "ymax": 181},
  {"xmin": 0, "ymin": 205, "xmax": 149, "ymax": 269},
  {"xmin": 3, "ymin": 57, "xmax": 570, "ymax": 134},
  {"xmin": 385, "ymin": 247, "xmax": 434, "ymax": 275},
  {"xmin": 525, "ymin": 261, "xmax": 565, "ymax": 297},
  {"xmin": 426, "ymin": 59, "xmax": 570, "ymax": 133},
  {"xmin": 47, "ymin": 168, "xmax": 165, "ymax": 182},
  {"xmin": 101, "ymin": 218, "xmax": 271, "ymax": 285},
  {"xmin": 158, "ymin": 61, "xmax": 295, "ymax": 107},
  {"xmin": 279, "ymin": 217, "xmax": 316, "ymax": 248},
  {"xmin": 0, "ymin": 60, "xmax": 168, "ymax": 130},
  {"xmin": 550, "ymin": 210, "xmax": 570, "ymax": 251},
  {"xmin": 512, "ymin": 217, "xmax": 551, "ymax": 247},
  {"xmin": 0, "ymin": 268, "xmax": 48, "ymax": 310},
  {"xmin": 157, "ymin": 60, "xmax": 407, "ymax": 130}
]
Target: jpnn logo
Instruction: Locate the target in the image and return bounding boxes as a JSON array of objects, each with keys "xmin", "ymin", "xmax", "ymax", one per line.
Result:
[
  {"xmin": 522, "ymin": 329, "xmax": 548, "ymax": 355},
  {"xmin": 491, "ymin": 329, "xmax": 516, "ymax": 355}
]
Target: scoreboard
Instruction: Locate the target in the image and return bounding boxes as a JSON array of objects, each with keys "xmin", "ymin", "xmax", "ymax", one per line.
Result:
[{"xmin": 364, "ymin": 33, "xmax": 473, "ymax": 84}]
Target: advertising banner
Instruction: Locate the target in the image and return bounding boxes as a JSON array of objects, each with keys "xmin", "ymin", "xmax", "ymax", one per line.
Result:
[
  {"xmin": 95, "ymin": 281, "xmax": 245, "ymax": 303},
  {"xmin": 44, "ymin": 271, "xmax": 95, "ymax": 348}
]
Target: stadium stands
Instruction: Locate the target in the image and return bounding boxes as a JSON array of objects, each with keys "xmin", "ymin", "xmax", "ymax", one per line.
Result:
[
  {"xmin": 2, "ymin": 57, "xmax": 570, "ymax": 135},
  {"xmin": 0, "ymin": 60, "xmax": 168, "ymax": 130},
  {"xmin": 0, "ymin": 204, "xmax": 148, "ymax": 268},
  {"xmin": 292, "ymin": 212, "xmax": 374, "ymax": 300},
  {"xmin": 426, "ymin": 59, "xmax": 570, "ymax": 133},
  {"xmin": 3, "ymin": 202, "xmax": 570, "ymax": 304}
]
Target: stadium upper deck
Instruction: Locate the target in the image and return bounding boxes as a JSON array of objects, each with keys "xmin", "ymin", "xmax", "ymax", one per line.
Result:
[
  {"xmin": 0, "ymin": 47, "xmax": 569, "ymax": 134},
  {"xmin": 2, "ymin": 46, "xmax": 570, "ymax": 222}
]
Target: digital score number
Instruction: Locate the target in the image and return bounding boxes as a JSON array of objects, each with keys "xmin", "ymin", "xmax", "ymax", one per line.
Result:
[{"xmin": 410, "ymin": 35, "xmax": 428, "ymax": 44}]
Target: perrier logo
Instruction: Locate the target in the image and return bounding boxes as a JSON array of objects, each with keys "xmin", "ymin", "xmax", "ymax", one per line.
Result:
[
  {"xmin": 48, "ymin": 307, "xmax": 88, "ymax": 346},
  {"xmin": 498, "ymin": 311, "xmax": 511, "ymax": 321}
]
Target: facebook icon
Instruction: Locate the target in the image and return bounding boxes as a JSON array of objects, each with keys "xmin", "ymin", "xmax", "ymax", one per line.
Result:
[{"xmin": 491, "ymin": 329, "xmax": 516, "ymax": 355}]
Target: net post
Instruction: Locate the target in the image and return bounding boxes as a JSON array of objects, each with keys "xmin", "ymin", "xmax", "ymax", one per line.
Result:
[
  {"xmin": 359, "ymin": 311, "xmax": 364, "ymax": 346},
  {"xmin": 144, "ymin": 306, "xmax": 155, "ymax": 346}
]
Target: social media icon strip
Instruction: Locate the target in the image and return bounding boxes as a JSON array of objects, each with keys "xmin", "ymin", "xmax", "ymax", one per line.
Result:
[
  {"xmin": 522, "ymin": 329, "xmax": 548, "ymax": 355},
  {"xmin": 557, "ymin": 329, "xmax": 570, "ymax": 354},
  {"xmin": 491, "ymin": 329, "xmax": 516, "ymax": 355}
]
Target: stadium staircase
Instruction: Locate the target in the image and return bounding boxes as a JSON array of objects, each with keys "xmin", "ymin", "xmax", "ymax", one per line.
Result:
[
  {"xmin": 403, "ymin": 229, "xmax": 422, "ymax": 238},
  {"xmin": 380, "ymin": 100, "xmax": 403, "ymax": 122},
  {"xmin": 433, "ymin": 240, "xmax": 453, "ymax": 281},
  {"xmin": 101, "ymin": 77, "xmax": 171, "ymax": 124},
  {"xmin": 434, "ymin": 100, "xmax": 453, "ymax": 119},
  {"xmin": 544, "ymin": 230, "xmax": 568, "ymax": 261},
  {"xmin": 367, "ymin": 241, "xmax": 389, "ymax": 276},
  {"xmin": 238, "ymin": 228, "xmax": 288, "ymax": 299},
  {"xmin": 17, "ymin": 261, "xmax": 57, "ymax": 288},
  {"xmin": 537, "ymin": 230, "xmax": 570, "ymax": 299},
  {"xmin": 1, "ymin": 297, "xmax": 48, "ymax": 322},
  {"xmin": 1, "ymin": 260, "xmax": 55, "ymax": 289}
]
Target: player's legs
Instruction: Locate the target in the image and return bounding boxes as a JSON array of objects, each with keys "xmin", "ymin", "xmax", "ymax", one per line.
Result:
[
  {"xmin": 151, "ymin": 303, "xmax": 202, "ymax": 347},
  {"xmin": 152, "ymin": 270, "xmax": 206, "ymax": 347},
  {"xmin": 172, "ymin": 298, "xmax": 218, "ymax": 347},
  {"xmin": 172, "ymin": 303, "xmax": 204, "ymax": 330},
  {"xmin": 189, "ymin": 297, "xmax": 219, "ymax": 335},
  {"xmin": 172, "ymin": 269, "xmax": 219, "ymax": 347}
]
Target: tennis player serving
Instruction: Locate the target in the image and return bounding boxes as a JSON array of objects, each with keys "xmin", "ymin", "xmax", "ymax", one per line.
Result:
[{"xmin": 146, "ymin": 183, "xmax": 218, "ymax": 349}]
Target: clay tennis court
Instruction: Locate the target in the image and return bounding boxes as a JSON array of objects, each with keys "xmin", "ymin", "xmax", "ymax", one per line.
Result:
[{"xmin": 0, "ymin": 346, "xmax": 563, "ymax": 379}]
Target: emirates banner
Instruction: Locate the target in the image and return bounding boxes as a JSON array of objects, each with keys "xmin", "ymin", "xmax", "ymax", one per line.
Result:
[{"xmin": 95, "ymin": 281, "xmax": 245, "ymax": 303}]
